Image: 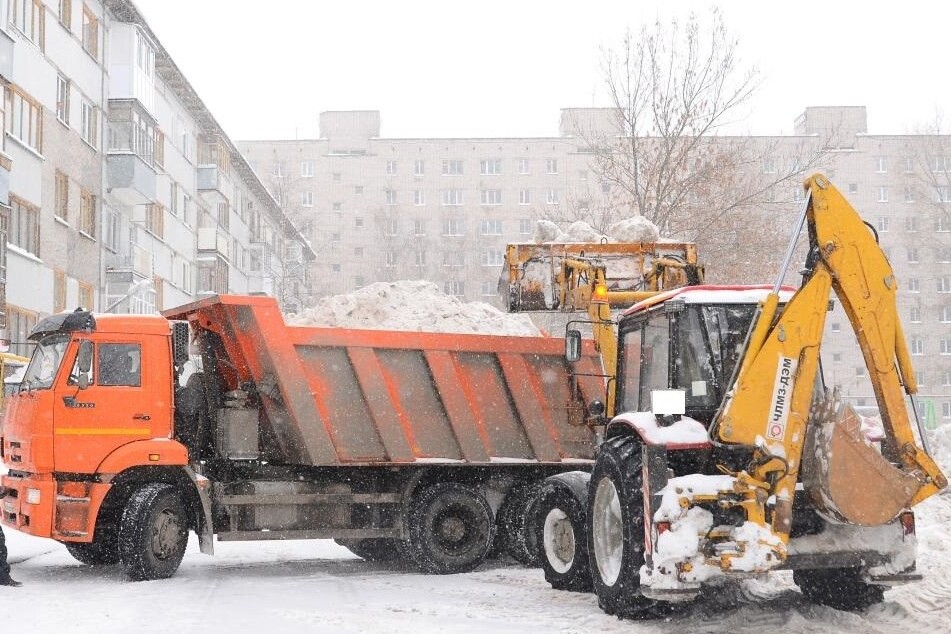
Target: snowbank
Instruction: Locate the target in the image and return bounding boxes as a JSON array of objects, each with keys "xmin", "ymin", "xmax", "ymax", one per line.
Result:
[
  {"xmin": 288, "ymin": 280, "xmax": 540, "ymax": 336},
  {"xmin": 533, "ymin": 216, "xmax": 661, "ymax": 244}
]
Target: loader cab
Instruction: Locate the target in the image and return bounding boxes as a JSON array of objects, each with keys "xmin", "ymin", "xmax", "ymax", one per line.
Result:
[{"xmin": 615, "ymin": 286, "xmax": 788, "ymax": 426}]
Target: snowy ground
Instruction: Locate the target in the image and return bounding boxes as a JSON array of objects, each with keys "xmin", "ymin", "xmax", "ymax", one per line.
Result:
[{"xmin": 2, "ymin": 488, "xmax": 948, "ymax": 633}]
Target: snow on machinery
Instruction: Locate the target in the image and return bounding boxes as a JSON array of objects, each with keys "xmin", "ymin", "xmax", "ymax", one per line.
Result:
[{"xmin": 506, "ymin": 174, "xmax": 948, "ymax": 616}]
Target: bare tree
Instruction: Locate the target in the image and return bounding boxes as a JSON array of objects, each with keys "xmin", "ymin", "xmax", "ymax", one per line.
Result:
[{"xmin": 562, "ymin": 9, "xmax": 835, "ymax": 284}]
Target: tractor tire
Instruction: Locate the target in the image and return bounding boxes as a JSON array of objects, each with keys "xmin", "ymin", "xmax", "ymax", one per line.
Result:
[
  {"xmin": 497, "ymin": 481, "xmax": 543, "ymax": 566},
  {"xmin": 118, "ymin": 483, "xmax": 189, "ymax": 581},
  {"xmin": 794, "ymin": 567, "xmax": 885, "ymax": 611},
  {"xmin": 535, "ymin": 480, "xmax": 591, "ymax": 591},
  {"xmin": 406, "ymin": 482, "xmax": 495, "ymax": 574},
  {"xmin": 335, "ymin": 538, "xmax": 407, "ymax": 563},
  {"xmin": 588, "ymin": 435, "xmax": 664, "ymax": 618}
]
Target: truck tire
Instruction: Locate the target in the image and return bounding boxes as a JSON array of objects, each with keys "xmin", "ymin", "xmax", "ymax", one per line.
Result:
[
  {"xmin": 406, "ymin": 482, "xmax": 495, "ymax": 574},
  {"xmin": 535, "ymin": 480, "xmax": 591, "ymax": 591},
  {"xmin": 496, "ymin": 481, "xmax": 542, "ymax": 566},
  {"xmin": 118, "ymin": 483, "xmax": 188, "ymax": 581},
  {"xmin": 335, "ymin": 538, "xmax": 407, "ymax": 563},
  {"xmin": 793, "ymin": 567, "xmax": 885, "ymax": 611},
  {"xmin": 588, "ymin": 435, "xmax": 662, "ymax": 618}
]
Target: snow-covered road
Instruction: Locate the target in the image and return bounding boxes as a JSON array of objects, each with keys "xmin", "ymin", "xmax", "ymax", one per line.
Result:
[{"xmin": 3, "ymin": 490, "xmax": 949, "ymax": 634}]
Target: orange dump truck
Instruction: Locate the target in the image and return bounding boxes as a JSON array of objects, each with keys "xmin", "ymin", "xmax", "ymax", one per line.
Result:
[{"xmin": 0, "ymin": 294, "xmax": 604, "ymax": 580}]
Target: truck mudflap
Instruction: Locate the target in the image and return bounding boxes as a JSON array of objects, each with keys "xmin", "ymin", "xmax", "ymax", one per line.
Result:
[
  {"xmin": 186, "ymin": 466, "xmax": 215, "ymax": 555},
  {"xmin": 164, "ymin": 295, "xmax": 605, "ymax": 467}
]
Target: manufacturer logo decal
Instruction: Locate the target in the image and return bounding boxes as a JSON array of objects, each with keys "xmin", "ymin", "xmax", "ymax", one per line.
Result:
[{"xmin": 766, "ymin": 357, "xmax": 797, "ymax": 440}]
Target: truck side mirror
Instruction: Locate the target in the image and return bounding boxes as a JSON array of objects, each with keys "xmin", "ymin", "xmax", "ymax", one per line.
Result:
[
  {"xmin": 76, "ymin": 340, "xmax": 93, "ymax": 389},
  {"xmin": 565, "ymin": 329, "xmax": 582, "ymax": 363}
]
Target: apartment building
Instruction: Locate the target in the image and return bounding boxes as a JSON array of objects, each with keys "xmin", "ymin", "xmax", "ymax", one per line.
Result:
[
  {"xmin": 242, "ymin": 106, "xmax": 950, "ymax": 425},
  {"xmin": 0, "ymin": 0, "xmax": 312, "ymax": 356}
]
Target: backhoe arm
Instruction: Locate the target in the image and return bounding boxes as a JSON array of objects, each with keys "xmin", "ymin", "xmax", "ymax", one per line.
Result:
[{"xmin": 712, "ymin": 174, "xmax": 946, "ymax": 544}]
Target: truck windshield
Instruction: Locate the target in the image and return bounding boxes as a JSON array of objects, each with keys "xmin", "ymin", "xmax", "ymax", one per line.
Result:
[{"xmin": 22, "ymin": 334, "xmax": 70, "ymax": 391}]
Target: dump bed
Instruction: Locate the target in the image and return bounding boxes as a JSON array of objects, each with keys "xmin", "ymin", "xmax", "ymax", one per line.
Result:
[{"xmin": 164, "ymin": 295, "xmax": 604, "ymax": 467}]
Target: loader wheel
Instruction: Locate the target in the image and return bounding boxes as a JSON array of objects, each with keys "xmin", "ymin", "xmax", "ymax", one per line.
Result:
[
  {"xmin": 588, "ymin": 435, "xmax": 664, "ymax": 618},
  {"xmin": 497, "ymin": 482, "xmax": 543, "ymax": 566},
  {"xmin": 335, "ymin": 538, "xmax": 407, "ymax": 563},
  {"xmin": 535, "ymin": 481, "xmax": 591, "ymax": 591},
  {"xmin": 407, "ymin": 483, "xmax": 495, "ymax": 574},
  {"xmin": 794, "ymin": 567, "xmax": 885, "ymax": 611},
  {"xmin": 118, "ymin": 483, "xmax": 188, "ymax": 581}
]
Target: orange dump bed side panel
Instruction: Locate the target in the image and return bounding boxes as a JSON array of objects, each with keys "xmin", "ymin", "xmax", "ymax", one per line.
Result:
[{"xmin": 166, "ymin": 295, "xmax": 603, "ymax": 467}]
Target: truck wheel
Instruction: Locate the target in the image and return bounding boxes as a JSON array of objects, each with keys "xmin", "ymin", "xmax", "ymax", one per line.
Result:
[
  {"xmin": 118, "ymin": 483, "xmax": 188, "ymax": 581},
  {"xmin": 407, "ymin": 483, "xmax": 495, "ymax": 574},
  {"xmin": 535, "ymin": 481, "xmax": 591, "ymax": 591},
  {"xmin": 497, "ymin": 482, "xmax": 542, "ymax": 566},
  {"xmin": 793, "ymin": 567, "xmax": 885, "ymax": 610},
  {"xmin": 335, "ymin": 538, "xmax": 407, "ymax": 562},
  {"xmin": 588, "ymin": 435, "xmax": 662, "ymax": 618}
]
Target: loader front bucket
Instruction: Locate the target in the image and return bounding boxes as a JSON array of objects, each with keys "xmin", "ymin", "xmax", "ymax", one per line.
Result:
[{"xmin": 803, "ymin": 403, "xmax": 921, "ymax": 526}]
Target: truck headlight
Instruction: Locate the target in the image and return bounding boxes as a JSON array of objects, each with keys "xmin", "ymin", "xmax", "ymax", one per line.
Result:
[{"xmin": 26, "ymin": 488, "xmax": 41, "ymax": 505}]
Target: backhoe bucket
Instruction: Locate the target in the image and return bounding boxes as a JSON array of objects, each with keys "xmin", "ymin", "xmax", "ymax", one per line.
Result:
[{"xmin": 803, "ymin": 403, "xmax": 920, "ymax": 526}]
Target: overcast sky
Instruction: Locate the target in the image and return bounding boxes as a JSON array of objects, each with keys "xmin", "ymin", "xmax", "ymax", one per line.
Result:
[{"xmin": 131, "ymin": 0, "xmax": 950, "ymax": 141}]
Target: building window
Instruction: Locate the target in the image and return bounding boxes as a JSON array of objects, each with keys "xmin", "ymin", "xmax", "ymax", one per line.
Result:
[
  {"xmin": 81, "ymin": 97, "xmax": 98, "ymax": 148},
  {"xmin": 355, "ymin": 217, "xmax": 364, "ymax": 228},
  {"xmin": 905, "ymin": 216, "xmax": 918, "ymax": 232},
  {"xmin": 414, "ymin": 251, "xmax": 426, "ymax": 267},
  {"xmin": 480, "ymin": 219, "xmax": 502, "ymax": 235},
  {"xmin": 941, "ymin": 306, "xmax": 951, "ymax": 323},
  {"xmin": 938, "ymin": 216, "xmax": 950, "ymax": 232},
  {"xmin": 55, "ymin": 171, "xmax": 69, "ymax": 222},
  {"xmin": 385, "ymin": 251, "xmax": 397, "ymax": 267},
  {"xmin": 939, "ymin": 277, "xmax": 951, "ymax": 293},
  {"xmin": 903, "ymin": 186, "xmax": 915, "ymax": 203},
  {"xmin": 443, "ymin": 218, "xmax": 463, "ymax": 236},
  {"xmin": 763, "ymin": 158, "xmax": 777, "ymax": 174},
  {"xmin": 910, "ymin": 306, "xmax": 921, "ymax": 322},
  {"xmin": 82, "ymin": 4, "xmax": 98, "ymax": 58},
  {"xmin": 441, "ymin": 189, "xmax": 463, "ymax": 206},
  {"xmin": 272, "ymin": 161, "xmax": 286, "ymax": 177},
  {"xmin": 301, "ymin": 160, "xmax": 313, "ymax": 177},
  {"xmin": 384, "ymin": 189, "xmax": 397, "ymax": 205},
  {"xmin": 910, "ymin": 337, "xmax": 923, "ymax": 355},
  {"xmin": 832, "ymin": 352, "xmax": 842, "ymax": 362},
  {"xmin": 830, "ymin": 322, "xmax": 841, "ymax": 333},
  {"xmin": 354, "ymin": 246, "xmax": 364, "ymax": 257},
  {"xmin": 331, "ymin": 172, "xmax": 341, "ymax": 182},
  {"xmin": 354, "ymin": 185, "xmax": 363, "ymax": 195},
  {"xmin": 481, "ymin": 189, "xmax": 502, "ymax": 205},
  {"xmin": 848, "ymin": 183, "xmax": 859, "ymax": 194},
  {"xmin": 519, "ymin": 189, "xmax": 531, "ymax": 205},
  {"xmin": 11, "ymin": 196, "xmax": 39, "ymax": 256},
  {"xmin": 877, "ymin": 186, "xmax": 888, "ymax": 203},
  {"xmin": 145, "ymin": 203, "xmax": 164, "ymax": 238},
  {"xmin": 546, "ymin": 188, "xmax": 560, "ymax": 205},
  {"xmin": 443, "ymin": 252, "xmax": 465, "ymax": 267},
  {"xmin": 301, "ymin": 191, "xmax": 314, "ymax": 207},
  {"xmin": 876, "ymin": 156, "xmax": 886, "ymax": 173},
  {"xmin": 444, "ymin": 280, "xmax": 465, "ymax": 297},
  {"xmin": 6, "ymin": 85, "xmax": 43, "ymax": 152},
  {"xmin": 908, "ymin": 278, "xmax": 920, "ymax": 292},
  {"xmin": 942, "ymin": 339, "xmax": 951, "ymax": 355},
  {"xmin": 384, "ymin": 218, "xmax": 398, "ymax": 236},
  {"xmin": 545, "ymin": 159, "xmax": 558, "ymax": 174},
  {"xmin": 53, "ymin": 269, "xmax": 66, "ymax": 314},
  {"xmin": 413, "ymin": 219, "xmax": 425, "ymax": 235},
  {"xmin": 59, "ymin": 0, "xmax": 72, "ymax": 29},
  {"xmin": 518, "ymin": 158, "xmax": 529, "ymax": 174},
  {"xmin": 944, "ymin": 371, "xmax": 951, "ymax": 387},
  {"xmin": 56, "ymin": 75, "xmax": 70, "ymax": 124},
  {"xmin": 480, "ymin": 159, "xmax": 502, "ymax": 175},
  {"xmin": 108, "ymin": 100, "xmax": 155, "ymax": 163},
  {"xmin": 481, "ymin": 248, "xmax": 504, "ymax": 266},
  {"xmin": 14, "ymin": 0, "xmax": 44, "ymax": 47},
  {"xmin": 908, "ymin": 247, "xmax": 919, "ymax": 263},
  {"xmin": 413, "ymin": 190, "xmax": 425, "ymax": 206},
  {"xmin": 442, "ymin": 159, "xmax": 463, "ymax": 175},
  {"xmin": 855, "ymin": 366, "xmax": 866, "ymax": 377},
  {"xmin": 519, "ymin": 218, "xmax": 532, "ymax": 234},
  {"xmin": 939, "ymin": 248, "xmax": 951, "ymax": 263},
  {"xmin": 937, "ymin": 186, "xmax": 951, "ymax": 203},
  {"xmin": 877, "ymin": 217, "xmax": 889, "ymax": 232},
  {"xmin": 943, "ymin": 402, "xmax": 951, "ymax": 419},
  {"xmin": 79, "ymin": 282, "xmax": 94, "ymax": 310},
  {"xmin": 332, "ymin": 202, "xmax": 342, "ymax": 211},
  {"xmin": 414, "ymin": 159, "xmax": 425, "ymax": 176},
  {"xmin": 79, "ymin": 189, "xmax": 96, "ymax": 236},
  {"xmin": 386, "ymin": 160, "xmax": 397, "ymax": 175}
]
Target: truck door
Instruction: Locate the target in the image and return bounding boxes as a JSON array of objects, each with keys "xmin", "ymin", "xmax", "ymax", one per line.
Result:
[{"xmin": 52, "ymin": 339, "xmax": 164, "ymax": 473}]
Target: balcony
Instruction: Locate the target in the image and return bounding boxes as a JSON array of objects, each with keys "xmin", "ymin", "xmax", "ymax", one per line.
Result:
[
  {"xmin": 106, "ymin": 153, "xmax": 156, "ymax": 205},
  {"xmin": 106, "ymin": 243, "xmax": 154, "ymax": 278},
  {"xmin": 0, "ymin": 150, "xmax": 11, "ymax": 207},
  {"xmin": 0, "ymin": 27, "xmax": 13, "ymax": 81},
  {"xmin": 197, "ymin": 227, "xmax": 229, "ymax": 259}
]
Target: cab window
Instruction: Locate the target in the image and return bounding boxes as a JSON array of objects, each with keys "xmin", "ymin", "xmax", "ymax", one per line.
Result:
[{"xmin": 98, "ymin": 343, "xmax": 142, "ymax": 387}]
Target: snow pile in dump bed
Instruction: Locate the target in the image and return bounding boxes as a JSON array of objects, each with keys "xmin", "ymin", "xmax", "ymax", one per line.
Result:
[
  {"xmin": 288, "ymin": 280, "xmax": 541, "ymax": 336},
  {"xmin": 533, "ymin": 216, "xmax": 661, "ymax": 243}
]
